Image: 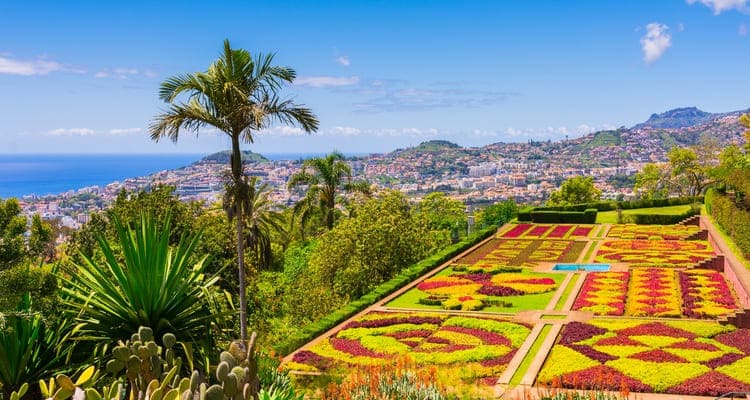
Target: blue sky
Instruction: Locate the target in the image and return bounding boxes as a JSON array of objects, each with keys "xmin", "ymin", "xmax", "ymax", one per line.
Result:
[{"xmin": 1, "ymin": 0, "xmax": 749, "ymax": 154}]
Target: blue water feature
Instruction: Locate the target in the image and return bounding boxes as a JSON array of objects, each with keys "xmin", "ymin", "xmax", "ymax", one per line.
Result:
[{"xmin": 553, "ymin": 263, "xmax": 611, "ymax": 272}]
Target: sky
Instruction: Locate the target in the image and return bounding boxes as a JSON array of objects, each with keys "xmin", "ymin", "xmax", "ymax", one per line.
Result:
[{"xmin": 1, "ymin": 0, "xmax": 749, "ymax": 155}]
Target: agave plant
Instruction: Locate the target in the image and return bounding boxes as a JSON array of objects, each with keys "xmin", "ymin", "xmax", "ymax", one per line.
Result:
[
  {"xmin": 0, "ymin": 294, "xmax": 78, "ymax": 399},
  {"xmin": 61, "ymin": 213, "xmax": 230, "ymax": 355}
]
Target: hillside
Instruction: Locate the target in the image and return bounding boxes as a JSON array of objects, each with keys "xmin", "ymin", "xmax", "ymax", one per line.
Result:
[
  {"xmin": 196, "ymin": 150, "xmax": 269, "ymax": 165},
  {"xmin": 633, "ymin": 107, "xmax": 717, "ymax": 130}
]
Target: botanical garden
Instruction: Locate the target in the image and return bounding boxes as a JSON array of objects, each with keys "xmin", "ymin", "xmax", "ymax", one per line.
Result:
[{"xmin": 2, "ymin": 39, "xmax": 750, "ymax": 400}]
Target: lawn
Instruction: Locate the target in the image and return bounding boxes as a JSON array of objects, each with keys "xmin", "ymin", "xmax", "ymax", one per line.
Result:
[
  {"xmin": 537, "ymin": 319, "xmax": 750, "ymax": 396},
  {"xmin": 387, "ymin": 267, "xmax": 566, "ymax": 313},
  {"xmin": 596, "ymin": 205, "xmax": 693, "ymax": 224},
  {"xmin": 286, "ymin": 311, "xmax": 532, "ymax": 394}
]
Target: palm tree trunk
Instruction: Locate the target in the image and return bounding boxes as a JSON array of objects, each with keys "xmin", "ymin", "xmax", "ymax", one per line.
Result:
[{"xmin": 231, "ymin": 134, "xmax": 248, "ymax": 340}]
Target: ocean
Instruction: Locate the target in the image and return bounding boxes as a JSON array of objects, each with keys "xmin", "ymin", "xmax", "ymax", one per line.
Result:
[{"xmin": 0, "ymin": 152, "xmax": 368, "ymax": 199}]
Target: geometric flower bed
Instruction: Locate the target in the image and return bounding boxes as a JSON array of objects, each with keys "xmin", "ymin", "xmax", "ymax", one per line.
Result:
[
  {"xmin": 573, "ymin": 269, "xmax": 739, "ymax": 318},
  {"xmin": 606, "ymin": 224, "xmax": 701, "ymax": 240},
  {"xmin": 572, "ymin": 271, "xmax": 629, "ymax": 316},
  {"xmin": 595, "ymin": 240, "xmax": 715, "ymax": 267},
  {"xmin": 286, "ymin": 311, "xmax": 532, "ymax": 391},
  {"xmin": 456, "ymin": 239, "xmax": 586, "ymax": 269},
  {"xmin": 537, "ymin": 320, "xmax": 750, "ymax": 396},
  {"xmin": 414, "ymin": 270, "xmax": 558, "ymax": 311},
  {"xmin": 500, "ymin": 223, "xmax": 594, "ymax": 239},
  {"xmin": 625, "ymin": 268, "xmax": 682, "ymax": 318},
  {"xmin": 679, "ymin": 270, "xmax": 740, "ymax": 318}
]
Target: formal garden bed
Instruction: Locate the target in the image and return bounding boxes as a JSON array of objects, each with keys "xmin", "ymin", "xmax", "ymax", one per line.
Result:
[
  {"xmin": 573, "ymin": 268, "xmax": 740, "ymax": 318},
  {"xmin": 606, "ymin": 224, "xmax": 702, "ymax": 240},
  {"xmin": 595, "ymin": 239, "xmax": 715, "ymax": 267},
  {"xmin": 455, "ymin": 239, "xmax": 586, "ymax": 269},
  {"xmin": 537, "ymin": 319, "xmax": 750, "ymax": 396},
  {"xmin": 285, "ymin": 311, "xmax": 532, "ymax": 394},
  {"xmin": 500, "ymin": 223, "xmax": 595, "ymax": 239},
  {"xmin": 387, "ymin": 268, "xmax": 565, "ymax": 312}
]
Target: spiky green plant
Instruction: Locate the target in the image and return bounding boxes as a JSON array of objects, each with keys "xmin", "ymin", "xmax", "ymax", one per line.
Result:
[
  {"xmin": 0, "ymin": 294, "xmax": 78, "ymax": 399},
  {"xmin": 61, "ymin": 213, "xmax": 227, "ymax": 352}
]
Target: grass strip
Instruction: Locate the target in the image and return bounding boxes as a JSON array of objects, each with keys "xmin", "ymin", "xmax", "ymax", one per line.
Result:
[
  {"xmin": 540, "ymin": 315, "xmax": 566, "ymax": 320},
  {"xmin": 596, "ymin": 204, "xmax": 693, "ymax": 224},
  {"xmin": 554, "ymin": 273, "xmax": 581, "ymax": 311},
  {"xmin": 509, "ymin": 324, "xmax": 553, "ymax": 386},
  {"xmin": 582, "ymin": 240, "xmax": 599, "ymax": 263}
]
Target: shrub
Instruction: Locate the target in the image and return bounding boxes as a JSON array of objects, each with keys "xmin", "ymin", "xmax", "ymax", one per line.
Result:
[
  {"xmin": 705, "ymin": 188, "xmax": 750, "ymax": 259},
  {"xmin": 529, "ymin": 209, "xmax": 597, "ymax": 224}
]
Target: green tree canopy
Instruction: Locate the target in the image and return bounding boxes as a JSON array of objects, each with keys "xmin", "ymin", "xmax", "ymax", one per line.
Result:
[
  {"xmin": 634, "ymin": 163, "xmax": 670, "ymax": 199},
  {"xmin": 416, "ymin": 192, "xmax": 467, "ymax": 233},
  {"xmin": 285, "ymin": 190, "xmax": 447, "ymax": 324},
  {"xmin": 547, "ymin": 176, "xmax": 602, "ymax": 206}
]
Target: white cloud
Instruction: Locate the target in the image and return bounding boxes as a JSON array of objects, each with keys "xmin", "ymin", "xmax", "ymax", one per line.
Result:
[
  {"xmin": 740, "ymin": 23, "xmax": 749, "ymax": 36},
  {"xmin": 260, "ymin": 126, "xmax": 306, "ymax": 136},
  {"xmin": 109, "ymin": 128, "xmax": 142, "ymax": 135},
  {"xmin": 0, "ymin": 56, "xmax": 83, "ymax": 76},
  {"xmin": 677, "ymin": 23, "xmax": 686, "ymax": 32},
  {"xmin": 335, "ymin": 56, "xmax": 351, "ymax": 67},
  {"xmin": 328, "ymin": 126, "xmax": 361, "ymax": 136},
  {"xmin": 295, "ymin": 76, "xmax": 360, "ymax": 88},
  {"xmin": 94, "ymin": 67, "xmax": 155, "ymax": 80},
  {"xmin": 47, "ymin": 128, "xmax": 95, "ymax": 136},
  {"xmin": 687, "ymin": 0, "xmax": 748, "ymax": 14},
  {"xmin": 640, "ymin": 23, "xmax": 672, "ymax": 64}
]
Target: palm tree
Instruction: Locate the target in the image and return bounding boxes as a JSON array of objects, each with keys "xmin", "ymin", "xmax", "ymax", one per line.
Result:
[
  {"xmin": 150, "ymin": 39, "xmax": 318, "ymax": 340},
  {"xmin": 224, "ymin": 176, "xmax": 285, "ymax": 272},
  {"xmin": 288, "ymin": 151, "xmax": 369, "ymax": 231}
]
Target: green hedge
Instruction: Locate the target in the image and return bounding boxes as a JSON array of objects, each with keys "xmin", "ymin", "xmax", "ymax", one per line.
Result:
[
  {"xmin": 705, "ymin": 189, "xmax": 750, "ymax": 258},
  {"xmin": 529, "ymin": 209, "xmax": 597, "ymax": 224},
  {"xmin": 273, "ymin": 226, "xmax": 497, "ymax": 355}
]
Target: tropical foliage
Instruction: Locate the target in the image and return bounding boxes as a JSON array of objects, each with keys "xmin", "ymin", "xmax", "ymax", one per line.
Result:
[
  {"xmin": 61, "ymin": 213, "xmax": 227, "ymax": 351},
  {"xmin": 287, "ymin": 151, "xmax": 369, "ymax": 233},
  {"xmin": 150, "ymin": 39, "xmax": 318, "ymax": 340}
]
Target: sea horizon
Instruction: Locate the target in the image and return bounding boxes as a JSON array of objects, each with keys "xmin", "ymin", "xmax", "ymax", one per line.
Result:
[{"xmin": 0, "ymin": 152, "xmax": 370, "ymax": 199}]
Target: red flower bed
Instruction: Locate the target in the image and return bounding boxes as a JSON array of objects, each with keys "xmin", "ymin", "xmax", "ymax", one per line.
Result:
[
  {"xmin": 525, "ymin": 225, "xmax": 552, "ymax": 237},
  {"xmin": 679, "ymin": 270, "xmax": 739, "ymax": 318},
  {"xmin": 442, "ymin": 325, "xmax": 512, "ymax": 346},
  {"xmin": 344, "ymin": 315, "xmax": 443, "ymax": 329},
  {"xmin": 630, "ymin": 349, "xmax": 688, "ymax": 363},
  {"xmin": 547, "ymin": 225, "xmax": 573, "ymax": 238},
  {"xmin": 666, "ymin": 371, "xmax": 750, "ymax": 397},
  {"xmin": 502, "ymin": 224, "xmax": 532, "ymax": 238},
  {"xmin": 331, "ymin": 338, "xmax": 387, "ymax": 357},
  {"xmin": 570, "ymin": 226, "xmax": 593, "ymax": 237}
]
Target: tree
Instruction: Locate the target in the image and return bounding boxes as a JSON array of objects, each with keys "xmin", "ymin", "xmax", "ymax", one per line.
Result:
[
  {"xmin": 416, "ymin": 192, "xmax": 467, "ymax": 232},
  {"xmin": 287, "ymin": 151, "xmax": 369, "ymax": 232},
  {"xmin": 547, "ymin": 176, "xmax": 602, "ymax": 206},
  {"xmin": 150, "ymin": 40, "xmax": 318, "ymax": 340},
  {"xmin": 224, "ymin": 176, "xmax": 284, "ymax": 273},
  {"xmin": 634, "ymin": 163, "xmax": 669, "ymax": 199},
  {"xmin": 477, "ymin": 200, "xmax": 518, "ymax": 227},
  {"xmin": 0, "ymin": 198, "xmax": 27, "ymax": 271},
  {"xmin": 667, "ymin": 147, "xmax": 715, "ymax": 196},
  {"xmin": 286, "ymin": 191, "xmax": 446, "ymax": 323}
]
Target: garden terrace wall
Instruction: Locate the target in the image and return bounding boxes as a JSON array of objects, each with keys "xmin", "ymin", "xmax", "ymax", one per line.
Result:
[
  {"xmin": 274, "ymin": 226, "xmax": 498, "ymax": 355},
  {"xmin": 701, "ymin": 217, "xmax": 750, "ymax": 308}
]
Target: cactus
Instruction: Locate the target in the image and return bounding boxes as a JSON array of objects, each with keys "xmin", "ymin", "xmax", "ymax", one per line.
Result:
[{"xmin": 11, "ymin": 329, "xmax": 269, "ymax": 400}]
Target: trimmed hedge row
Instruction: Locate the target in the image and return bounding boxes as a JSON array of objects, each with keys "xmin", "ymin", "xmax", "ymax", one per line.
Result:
[
  {"xmin": 273, "ymin": 225, "xmax": 498, "ymax": 355},
  {"xmin": 529, "ymin": 209, "xmax": 597, "ymax": 224},
  {"xmin": 535, "ymin": 196, "xmax": 703, "ymax": 212},
  {"xmin": 623, "ymin": 205, "xmax": 700, "ymax": 225},
  {"xmin": 705, "ymin": 189, "xmax": 750, "ymax": 259}
]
